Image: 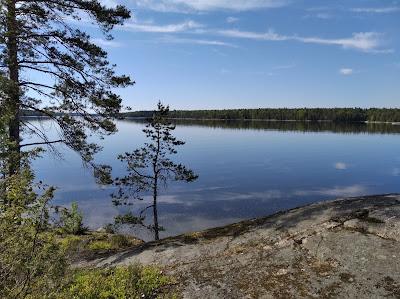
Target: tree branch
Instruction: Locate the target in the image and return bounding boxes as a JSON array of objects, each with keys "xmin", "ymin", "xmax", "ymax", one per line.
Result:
[{"xmin": 20, "ymin": 139, "xmax": 65, "ymax": 148}]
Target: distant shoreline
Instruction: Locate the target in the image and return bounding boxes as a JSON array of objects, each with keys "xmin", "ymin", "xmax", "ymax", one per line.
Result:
[
  {"xmin": 121, "ymin": 108, "xmax": 400, "ymax": 123},
  {"xmin": 122, "ymin": 116, "xmax": 400, "ymax": 125},
  {"xmin": 22, "ymin": 115, "xmax": 400, "ymax": 125},
  {"xmin": 21, "ymin": 107, "xmax": 400, "ymax": 123}
]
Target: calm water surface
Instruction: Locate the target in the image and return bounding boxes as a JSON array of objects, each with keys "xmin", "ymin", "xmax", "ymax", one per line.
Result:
[{"xmin": 30, "ymin": 119, "xmax": 400, "ymax": 240}]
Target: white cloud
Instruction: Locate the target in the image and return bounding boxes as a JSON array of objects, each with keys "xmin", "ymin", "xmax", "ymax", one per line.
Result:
[
  {"xmin": 392, "ymin": 168, "xmax": 400, "ymax": 176},
  {"xmin": 226, "ymin": 16, "xmax": 239, "ymax": 23},
  {"xmin": 272, "ymin": 63, "xmax": 296, "ymax": 70},
  {"xmin": 218, "ymin": 29, "xmax": 288, "ymax": 41},
  {"xmin": 315, "ymin": 13, "xmax": 333, "ymax": 19},
  {"xmin": 220, "ymin": 68, "xmax": 231, "ymax": 74},
  {"xmin": 339, "ymin": 68, "xmax": 353, "ymax": 75},
  {"xmin": 92, "ymin": 38, "xmax": 122, "ymax": 48},
  {"xmin": 294, "ymin": 185, "xmax": 367, "ymax": 197},
  {"xmin": 134, "ymin": 0, "xmax": 288, "ymax": 12},
  {"xmin": 334, "ymin": 162, "xmax": 348, "ymax": 169},
  {"xmin": 303, "ymin": 12, "xmax": 333, "ymax": 19},
  {"xmin": 218, "ymin": 29, "xmax": 389, "ymax": 53},
  {"xmin": 160, "ymin": 36, "xmax": 237, "ymax": 47},
  {"xmin": 122, "ymin": 20, "xmax": 203, "ymax": 33},
  {"xmin": 306, "ymin": 6, "xmax": 331, "ymax": 12},
  {"xmin": 352, "ymin": 7, "xmax": 400, "ymax": 13},
  {"xmin": 295, "ymin": 32, "xmax": 384, "ymax": 52}
]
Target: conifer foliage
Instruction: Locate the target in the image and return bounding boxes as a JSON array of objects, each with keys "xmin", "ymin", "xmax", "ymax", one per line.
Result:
[
  {"xmin": 114, "ymin": 102, "xmax": 198, "ymax": 240},
  {"xmin": 0, "ymin": 0, "xmax": 134, "ymax": 173}
]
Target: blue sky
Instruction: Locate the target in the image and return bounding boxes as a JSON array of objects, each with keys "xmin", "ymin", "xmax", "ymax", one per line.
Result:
[{"xmin": 88, "ymin": 0, "xmax": 399, "ymax": 110}]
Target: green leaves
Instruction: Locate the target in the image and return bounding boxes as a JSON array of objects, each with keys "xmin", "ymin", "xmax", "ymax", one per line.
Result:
[
  {"xmin": 59, "ymin": 265, "xmax": 173, "ymax": 299},
  {"xmin": 56, "ymin": 202, "xmax": 88, "ymax": 235},
  {"xmin": 0, "ymin": 162, "xmax": 67, "ymax": 299}
]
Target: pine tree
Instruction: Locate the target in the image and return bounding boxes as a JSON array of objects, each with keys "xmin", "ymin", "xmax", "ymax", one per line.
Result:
[
  {"xmin": 0, "ymin": 0, "xmax": 134, "ymax": 174},
  {"xmin": 114, "ymin": 102, "xmax": 198, "ymax": 240}
]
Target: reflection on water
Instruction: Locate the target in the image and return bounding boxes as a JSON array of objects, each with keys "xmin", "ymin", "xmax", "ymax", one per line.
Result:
[
  {"xmin": 30, "ymin": 119, "xmax": 400, "ymax": 240},
  {"xmin": 124, "ymin": 118, "xmax": 400, "ymax": 134}
]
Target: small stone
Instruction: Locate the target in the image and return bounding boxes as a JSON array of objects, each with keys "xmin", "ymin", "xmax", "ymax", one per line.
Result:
[
  {"xmin": 276, "ymin": 268, "xmax": 288, "ymax": 276},
  {"xmin": 275, "ymin": 239, "xmax": 293, "ymax": 248}
]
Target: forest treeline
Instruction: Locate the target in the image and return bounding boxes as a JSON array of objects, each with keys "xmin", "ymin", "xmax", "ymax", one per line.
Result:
[
  {"xmin": 122, "ymin": 118, "xmax": 400, "ymax": 135},
  {"xmin": 122, "ymin": 108, "xmax": 400, "ymax": 122}
]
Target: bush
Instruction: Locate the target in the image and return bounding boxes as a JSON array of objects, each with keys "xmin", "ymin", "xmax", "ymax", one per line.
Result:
[
  {"xmin": 0, "ymin": 168, "xmax": 68, "ymax": 299},
  {"xmin": 58, "ymin": 202, "xmax": 88, "ymax": 235},
  {"xmin": 110, "ymin": 234, "xmax": 130, "ymax": 248},
  {"xmin": 104, "ymin": 223, "xmax": 116, "ymax": 234},
  {"xmin": 57, "ymin": 232, "xmax": 143, "ymax": 257},
  {"xmin": 59, "ymin": 235, "xmax": 83, "ymax": 252},
  {"xmin": 60, "ymin": 265, "xmax": 174, "ymax": 299},
  {"xmin": 88, "ymin": 240, "xmax": 113, "ymax": 251}
]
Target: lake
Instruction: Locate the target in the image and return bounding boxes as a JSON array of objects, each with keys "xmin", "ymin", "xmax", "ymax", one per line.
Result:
[{"xmin": 30, "ymin": 118, "xmax": 400, "ymax": 240}]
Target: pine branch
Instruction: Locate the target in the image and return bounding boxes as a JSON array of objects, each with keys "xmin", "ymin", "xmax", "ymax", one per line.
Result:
[{"xmin": 20, "ymin": 139, "xmax": 65, "ymax": 148}]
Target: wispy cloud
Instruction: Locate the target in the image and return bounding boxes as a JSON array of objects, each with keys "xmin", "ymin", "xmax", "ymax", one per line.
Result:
[
  {"xmin": 272, "ymin": 63, "xmax": 296, "ymax": 70},
  {"xmin": 334, "ymin": 162, "xmax": 348, "ymax": 169},
  {"xmin": 218, "ymin": 29, "xmax": 288, "ymax": 41},
  {"xmin": 122, "ymin": 20, "xmax": 203, "ymax": 33},
  {"xmin": 220, "ymin": 68, "xmax": 231, "ymax": 75},
  {"xmin": 351, "ymin": 7, "xmax": 400, "ymax": 14},
  {"xmin": 294, "ymin": 185, "xmax": 367, "ymax": 197},
  {"xmin": 295, "ymin": 32, "xmax": 387, "ymax": 53},
  {"xmin": 339, "ymin": 68, "xmax": 353, "ymax": 76},
  {"xmin": 92, "ymin": 38, "xmax": 122, "ymax": 48},
  {"xmin": 159, "ymin": 36, "xmax": 237, "ymax": 47},
  {"xmin": 315, "ymin": 13, "xmax": 333, "ymax": 19},
  {"xmin": 218, "ymin": 29, "xmax": 390, "ymax": 53},
  {"xmin": 303, "ymin": 12, "xmax": 334, "ymax": 20},
  {"xmin": 392, "ymin": 168, "xmax": 400, "ymax": 176},
  {"xmin": 306, "ymin": 6, "xmax": 332, "ymax": 12},
  {"xmin": 134, "ymin": 0, "xmax": 288, "ymax": 12},
  {"xmin": 226, "ymin": 16, "xmax": 239, "ymax": 23}
]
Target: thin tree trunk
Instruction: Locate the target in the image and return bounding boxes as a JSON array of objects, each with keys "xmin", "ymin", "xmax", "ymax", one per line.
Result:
[
  {"xmin": 152, "ymin": 128, "xmax": 161, "ymax": 240},
  {"xmin": 153, "ymin": 176, "xmax": 159, "ymax": 240},
  {"xmin": 6, "ymin": 0, "xmax": 21, "ymax": 175}
]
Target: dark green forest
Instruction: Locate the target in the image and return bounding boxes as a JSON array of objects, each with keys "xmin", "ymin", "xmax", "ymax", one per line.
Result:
[
  {"xmin": 122, "ymin": 108, "xmax": 400, "ymax": 122},
  {"xmin": 122, "ymin": 118, "xmax": 400, "ymax": 135}
]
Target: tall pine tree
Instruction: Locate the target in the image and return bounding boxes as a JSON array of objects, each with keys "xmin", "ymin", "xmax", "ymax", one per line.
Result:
[{"xmin": 0, "ymin": 0, "xmax": 134, "ymax": 174}]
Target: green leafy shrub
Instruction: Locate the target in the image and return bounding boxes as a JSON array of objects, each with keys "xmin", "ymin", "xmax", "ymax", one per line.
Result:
[
  {"xmin": 88, "ymin": 240, "xmax": 113, "ymax": 251},
  {"xmin": 58, "ymin": 202, "xmax": 88, "ymax": 235},
  {"xmin": 60, "ymin": 265, "xmax": 174, "ymax": 299},
  {"xmin": 0, "ymin": 166, "xmax": 68, "ymax": 299},
  {"xmin": 58, "ymin": 232, "xmax": 143, "ymax": 256},
  {"xmin": 59, "ymin": 235, "xmax": 85, "ymax": 253},
  {"xmin": 110, "ymin": 234, "xmax": 131, "ymax": 248}
]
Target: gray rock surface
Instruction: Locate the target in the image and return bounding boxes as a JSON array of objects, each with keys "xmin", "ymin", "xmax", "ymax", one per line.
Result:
[{"xmin": 77, "ymin": 195, "xmax": 400, "ymax": 298}]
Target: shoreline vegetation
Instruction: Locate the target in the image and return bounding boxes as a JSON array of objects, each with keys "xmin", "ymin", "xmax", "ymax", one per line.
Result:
[
  {"xmin": 22, "ymin": 107, "xmax": 400, "ymax": 123},
  {"xmin": 121, "ymin": 108, "xmax": 400, "ymax": 123},
  {"xmin": 23, "ymin": 113, "xmax": 400, "ymax": 135}
]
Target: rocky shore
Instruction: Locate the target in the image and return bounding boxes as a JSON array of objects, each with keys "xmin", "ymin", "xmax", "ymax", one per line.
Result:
[{"xmin": 77, "ymin": 194, "xmax": 400, "ymax": 298}]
